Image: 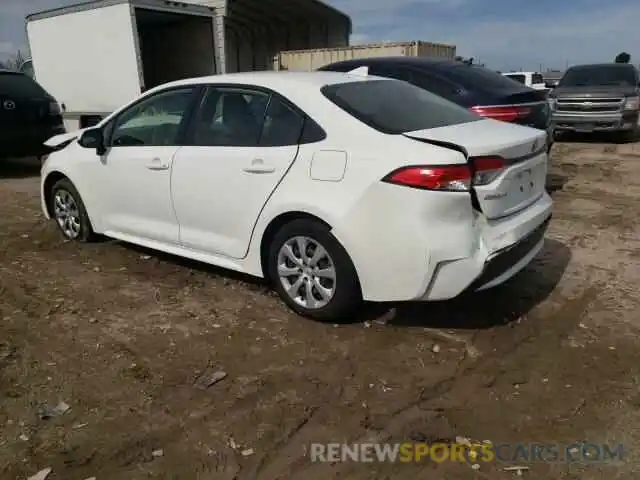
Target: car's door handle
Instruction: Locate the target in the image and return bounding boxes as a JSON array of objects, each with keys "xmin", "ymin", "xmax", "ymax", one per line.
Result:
[
  {"xmin": 243, "ymin": 158, "xmax": 275, "ymax": 174},
  {"xmin": 146, "ymin": 158, "xmax": 169, "ymax": 170}
]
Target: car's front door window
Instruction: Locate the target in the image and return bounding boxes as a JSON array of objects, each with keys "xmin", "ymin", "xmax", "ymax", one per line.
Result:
[{"xmin": 109, "ymin": 87, "xmax": 196, "ymax": 147}]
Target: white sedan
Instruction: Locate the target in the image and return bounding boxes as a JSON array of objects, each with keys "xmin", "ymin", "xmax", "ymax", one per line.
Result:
[{"xmin": 40, "ymin": 71, "xmax": 552, "ymax": 320}]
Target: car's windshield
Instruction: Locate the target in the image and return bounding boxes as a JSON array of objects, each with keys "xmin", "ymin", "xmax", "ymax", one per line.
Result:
[
  {"xmin": 321, "ymin": 79, "xmax": 480, "ymax": 134},
  {"xmin": 0, "ymin": 71, "xmax": 48, "ymax": 97},
  {"xmin": 559, "ymin": 65, "xmax": 638, "ymax": 87}
]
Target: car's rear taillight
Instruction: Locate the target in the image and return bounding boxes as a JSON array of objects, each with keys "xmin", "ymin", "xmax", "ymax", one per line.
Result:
[
  {"xmin": 471, "ymin": 156, "xmax": 506, "ymax": 185},
  {"xmin": 382, "ymin": 165, "xmax": 472, "ymax": 191},
  {"xmin": 49, "ymin": 101, "xmax": 61, "ymax": 116},
  {"xmin": 470, "ymin": 105, "xmax": 531, "ymax": 122}
]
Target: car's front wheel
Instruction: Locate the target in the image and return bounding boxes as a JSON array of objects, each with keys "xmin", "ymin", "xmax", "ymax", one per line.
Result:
[
  {"xmin": 267, "ymin": 219, "xmax": 362, "ymax": 321},
  {"xmin": 49, "ymin": 178, "xmax": 96, "ymax": 242},
  {"xmin": 619, "ymin": 125, "xmax": 639, "ymax": 143}
]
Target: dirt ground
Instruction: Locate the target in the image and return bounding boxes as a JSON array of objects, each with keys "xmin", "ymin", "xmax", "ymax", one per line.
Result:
[{"xmin": 1, "ymin": 137, "xmax": 639, "ymax": 479}]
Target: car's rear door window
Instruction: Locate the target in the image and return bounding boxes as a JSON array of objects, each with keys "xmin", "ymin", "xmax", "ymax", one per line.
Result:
[
  {"xmin": 189, "ymin": 87, "xmax": 270, "ymax": 146},
  {"xmin": 321, "ymin": 79, "xmax": 480, "ymax": 134}
]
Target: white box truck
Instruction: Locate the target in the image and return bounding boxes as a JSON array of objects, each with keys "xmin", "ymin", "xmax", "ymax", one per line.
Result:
[{"xmin": 26, "ymin": 0, "xmax": 219, "ymax": 131}]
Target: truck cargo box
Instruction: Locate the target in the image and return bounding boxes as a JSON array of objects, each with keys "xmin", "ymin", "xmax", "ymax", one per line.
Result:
[{"xmin": 273, "ymin": 41, "xmax": 457, "ymax": 71}]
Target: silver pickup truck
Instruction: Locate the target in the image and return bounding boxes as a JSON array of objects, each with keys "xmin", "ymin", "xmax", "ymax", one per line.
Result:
[{"xmin": 549, "ymin": 63, "xmax": 640, "ymax": 142}]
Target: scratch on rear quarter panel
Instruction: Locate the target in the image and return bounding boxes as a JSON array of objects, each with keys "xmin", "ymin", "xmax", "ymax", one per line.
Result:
[{"xmin": 309, "ymin": 150, "xmax": 348, "ymax": 182}]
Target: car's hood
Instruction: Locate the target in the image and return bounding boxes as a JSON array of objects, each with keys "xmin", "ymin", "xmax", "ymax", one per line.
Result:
[
  {"xmin": 44, "ymin": 129, "xmax": 85, "ymax": 148},
  {"xmin": 551, "ymin": 85, "xmax": 637, "ymax": 98}
]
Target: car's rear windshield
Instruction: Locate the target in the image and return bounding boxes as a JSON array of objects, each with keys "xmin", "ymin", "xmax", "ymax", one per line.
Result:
[
  {"xmin": 0, "ymin": 71, "xmax": 48, "ymax": 98},
  {"xmin": 321, "ymin": 79, "xmax": 480, "ymax": 134},
  {"xmin": 444, "ymin": 64, "xmax": 527, "ymax": 92},
  {"xmin": 559, "ymin": 65, "xmax": 638, "ymax": 87}
]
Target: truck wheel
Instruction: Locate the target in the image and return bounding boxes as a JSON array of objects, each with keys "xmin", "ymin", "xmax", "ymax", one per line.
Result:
[
  {"xmin": 620, "ymin": 126, "xmax": 639, "ymax": 143},
  {"xmin": 267, "ymin": 219, "xmax": 362, "ymax": 321},
  {"xmin": 49, "ymin": 178, "xmax": 96, "ymax": 242}
]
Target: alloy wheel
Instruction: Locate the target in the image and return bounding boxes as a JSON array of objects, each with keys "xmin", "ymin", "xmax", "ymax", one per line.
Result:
[
  {"xmin": 276, "ymin": 236, "xmax": 336, "ymax": 309},
  {"xmin": 53, "ymin": 189, "xmax": 81, "ymax": 239}
]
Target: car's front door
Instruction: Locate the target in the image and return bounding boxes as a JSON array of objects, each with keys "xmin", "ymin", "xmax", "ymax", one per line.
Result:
[
  {"xmin": 99, "ymin": 86, "xmax": 198, "ymax": 244},
  {"xmin": 170, "ymin": 86, "xmax": 304, "ymax": 258}
]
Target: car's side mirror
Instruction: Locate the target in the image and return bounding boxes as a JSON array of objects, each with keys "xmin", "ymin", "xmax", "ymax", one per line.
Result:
[{"xmin": 78, "ymin": 127, "xmax": 106, "ymax": 156}]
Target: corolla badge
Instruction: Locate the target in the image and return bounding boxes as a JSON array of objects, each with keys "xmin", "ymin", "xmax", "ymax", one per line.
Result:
[{"xmin": 3, "ymin": 100, "xmax": 15, "ymax": 110}]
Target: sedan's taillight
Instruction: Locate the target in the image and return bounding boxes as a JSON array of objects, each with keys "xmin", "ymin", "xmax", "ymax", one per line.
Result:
[
  {"xmin": 470, "ymin": 105, "xmax": 531, "ymax": 122},
  {"xmin": 383, "ymin": 157, "xmax": 507, "ymax": 192},
  {"xmin": 382, "ymin": 165, "xmax": 472, "ymax": 191},
  {"xmin": 471, "ymin": 156, "xmax": 506, "ymax": 185}
]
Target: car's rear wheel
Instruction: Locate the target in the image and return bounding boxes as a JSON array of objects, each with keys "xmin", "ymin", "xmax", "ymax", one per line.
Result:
[
  {"xmin": 267, "ymin": 219, "xmax": 362, "ymax": 321},
  {"xmin": 50, "ymin": 178, "xmax": 95, "ymax": 242}
]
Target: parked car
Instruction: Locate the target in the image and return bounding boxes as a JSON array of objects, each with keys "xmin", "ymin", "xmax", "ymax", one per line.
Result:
[
  {"xmin": 548, "ymin": 63, "xmax": 640, "ymax": 141},
  {"xmin": 40, "ymin": 71, "xmax": 552, "ymax": 320},
  {"xmin": 502, "ymin": 71, "xmax": 548, "ymax": 91},
  {"xmin": 0, "ymin": 69, "xmax": 64, "ymax": 160},
  {"xmin": 318, "ymin": 57, "xmax": 554, "ymax": 153}
]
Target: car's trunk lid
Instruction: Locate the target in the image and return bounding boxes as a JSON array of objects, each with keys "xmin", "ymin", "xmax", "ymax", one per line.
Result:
[
  {"xmin": 473, "ymin": 89, "xmax": 550, "ymax": 130},
  {"xmin": 403, "ymin": 118, "xmax": 548, "ymax": 219}
]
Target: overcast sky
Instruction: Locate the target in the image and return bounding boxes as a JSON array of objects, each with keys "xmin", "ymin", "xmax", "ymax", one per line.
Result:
[{"xmin": 1, "ymin": 0, "xmax": 639, "ymax": 71}]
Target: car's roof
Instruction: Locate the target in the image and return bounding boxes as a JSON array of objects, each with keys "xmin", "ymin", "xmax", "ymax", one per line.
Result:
[
  {"xmin": 157, "ymin": 70, "xmax": 387, "ymax": 93},
  {"xmin": 568, "ymin": 63, "xmax": 636, "ymax": 69},
  {"xmin": 504, "ymin": 71, "xmax": 538, "ymax": 75}
]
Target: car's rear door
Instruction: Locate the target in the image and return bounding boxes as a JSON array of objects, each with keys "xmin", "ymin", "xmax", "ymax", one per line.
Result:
[{"xmin": 170, "ymin": 87, "xmax": 303, "ymax": 259}]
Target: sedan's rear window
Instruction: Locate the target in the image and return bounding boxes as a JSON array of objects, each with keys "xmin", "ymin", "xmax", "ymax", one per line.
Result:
[
  {"xmin": 446, "ymin": 64, "xmax": 527, "ymax": 93},
  {"xmin": 321, "ymin": 79, "xmax": 479, "ymax": 134},
  {"xmin": 0, "ymin": 72, "xmax": 48, "ymax": 98}
]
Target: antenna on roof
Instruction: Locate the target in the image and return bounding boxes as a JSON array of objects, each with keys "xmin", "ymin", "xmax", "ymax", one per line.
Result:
[{"xmin": 346, "ymin": 66, "xmax": 369, "ymax": 76}]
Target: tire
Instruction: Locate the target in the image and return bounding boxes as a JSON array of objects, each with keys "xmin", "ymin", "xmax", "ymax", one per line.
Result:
[
  {"xmin": 619, "ymin": 126, "xmax": 639, "ymax": 143},
  {"xmin": 49, "ymin": 178, "xmax": 96, "ymax": 242},
  {"xmin": 267, "ymin": 219, "xmax": 362, "ymax": 321}
]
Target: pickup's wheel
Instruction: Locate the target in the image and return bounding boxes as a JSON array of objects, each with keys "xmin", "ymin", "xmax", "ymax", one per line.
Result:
[
  {"xmin": 50, "ymin": 178, "xmax": 96, "ymax": 242},
  {"xmin": 267, "ymin": 218, "xmax": 362, "ymax": 321},
  {"xmin": 619, "ymin": 125, "xmax": 639, "ymax": 143}
]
